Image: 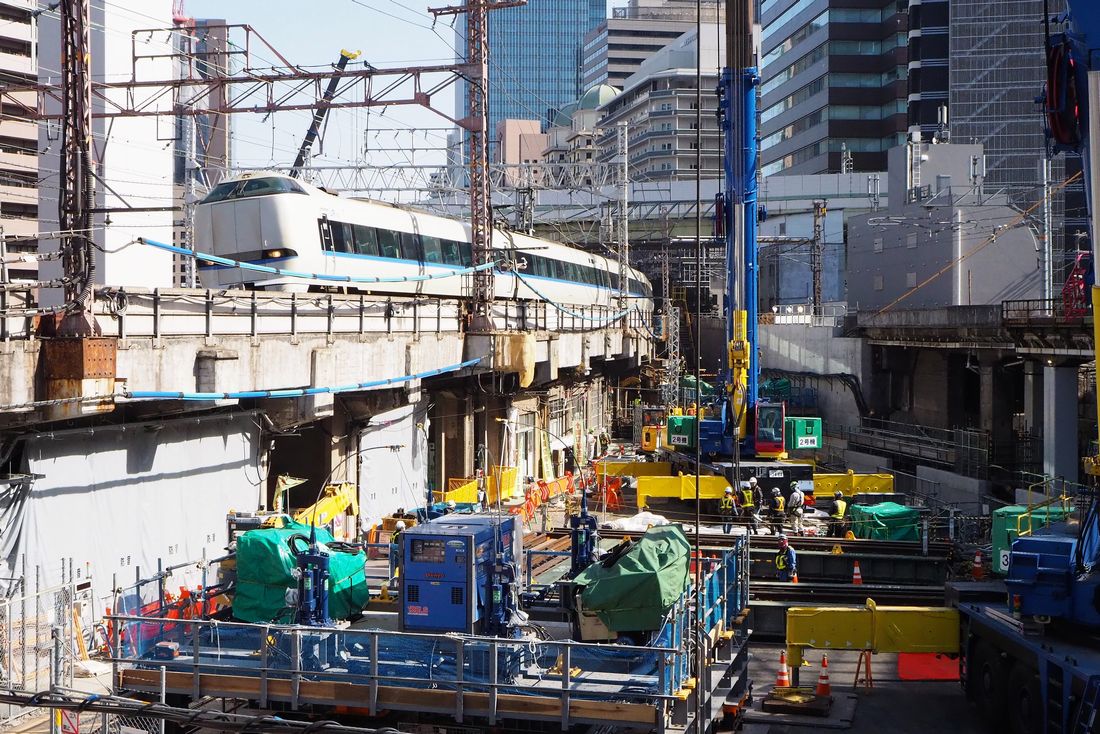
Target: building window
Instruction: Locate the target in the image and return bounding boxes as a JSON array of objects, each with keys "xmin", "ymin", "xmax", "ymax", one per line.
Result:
[{"xmin": 906, "ymin": 272, "xmax": 917, "ymax": 288}]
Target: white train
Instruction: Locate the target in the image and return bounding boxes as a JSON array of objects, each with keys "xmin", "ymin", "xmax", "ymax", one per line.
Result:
[{"xmin": 193, "ymin": 172, "xmax": 652, "ymax": 313}]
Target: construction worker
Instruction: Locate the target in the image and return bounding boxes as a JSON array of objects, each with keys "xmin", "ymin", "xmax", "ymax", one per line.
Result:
[
  {"xmin": 829, "ymin": 491, "xmax": 849, "ymax": 538},
  {"xmin": 720, "ymin": 486, "xmax": 738, "ymax": 534},
  {"xmin": 687, "ymin": 402, "xmax": 697, "ymax": 416},
  {"xmin": 787, "ymin": 481, "xmax": 805, "ymax": 535},
  {"xmin": 389, "ymin": 520, "xmax": 407, "ymax": 587},
  {"xmin": 768, "ymin": 487, "xmax": 786, "ymax": 535},
  {"xmin": 739, "ymin": 481, "xmax": 760, "ymax": 534},
  {"xmin": 749, "ymin": 476, "xmax": 763, "ymax": 508},
  {"xmin": 444, "ymin": 500, "xmax": 457, "ymax": 515},
  {"xmin": 775, "ymin": 534, "xmax": 798, "ymax": 582}
]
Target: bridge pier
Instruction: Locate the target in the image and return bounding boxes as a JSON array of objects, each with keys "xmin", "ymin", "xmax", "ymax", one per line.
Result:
[{"xmin": 1043, "ymin": 363, "xmax": 1079, "ymax": 484}]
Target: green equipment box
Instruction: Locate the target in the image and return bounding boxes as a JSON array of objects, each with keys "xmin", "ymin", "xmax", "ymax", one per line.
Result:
[
  {"xmin": 666, "ymin": 415, "xmax": 696, "ymax": 450},
  {"xmin": 991, "ymin": 503, "xmax": 1071, "ymax": 574},
  {"xmin": 785, "ymin": 417, "xmax": 822, "ymax": 450}
]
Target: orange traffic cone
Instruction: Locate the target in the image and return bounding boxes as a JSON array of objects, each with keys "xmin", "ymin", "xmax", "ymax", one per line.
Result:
[
  {"xmin": 972, "ymin": 550, "xmax": 985, "ymax": 580},
  {"xmin": 815, "ymin": 655, "xmax": 831, "ymax": 697},
  {"xmin": 791, "ymin": 573, "xmax": 799, "ymax": 584},
  {"xmin": 776, "ymin": 650, "xmax": 791, "ymax": 688},
  {"xmin": 852, "ymin": 560, "xmax": 863, "ymax": 585}
]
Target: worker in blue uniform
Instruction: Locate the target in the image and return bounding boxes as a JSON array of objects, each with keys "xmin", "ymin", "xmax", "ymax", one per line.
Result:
[
  {"xmin": 775, "ymin": 534, "xmax": 798, "ymax": 582},
  {"xmin": 720, "ymin": 486, "xmax": 738, "ymax": 534}
]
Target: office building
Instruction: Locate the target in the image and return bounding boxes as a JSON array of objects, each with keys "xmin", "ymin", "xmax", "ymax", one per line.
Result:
[
  {"xmin": 595, "ymin": 28, "xmax": 724, "ymax": 180},
  {"xmin": 907, "ymin": 0, "xmax": 1079, "ymax": 287},
  {"xmin": 454, "ymin": 0, "xmax": 605, "ymax": 136},
  {"xmin": 758, "ymin": 0, "xmax": 908, "ymax": 176},
  {"xmin": 846, "ymin": 141, "xmax": 1041, "ymax": 310},
  {"xmin": 38, "ymin": 1, "xmax": 177, "ymax": 303},
  {"xmin": 173, "ymin": 18, "xmax": 231, "ymax": 287},
  {"xmin": 0, "ymin": 0, "xmax": 40, "ymax": 286},
  {"xmin": 580, "ymin": 1, "xmax": 722, "ymax": 91}
]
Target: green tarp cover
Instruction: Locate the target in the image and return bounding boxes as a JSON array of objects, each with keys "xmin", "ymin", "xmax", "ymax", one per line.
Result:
[
  {"xmin": 573, "ymin": 525, "xmax": 690, "ymax": 632},
  {"xmin": 848, "ymin": 502, "xmax": 920, "ymax": 541},
  {"xmin": 232, "ymin": 521, "xmax": 369, "ymax": 623}
]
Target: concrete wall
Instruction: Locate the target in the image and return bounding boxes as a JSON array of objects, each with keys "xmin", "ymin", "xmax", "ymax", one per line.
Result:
[
  {"xmin": 915, "ymin": 464, "xmax": 992, "ymax": 512},
  {"xmin": 758, "ymin": 322, "xmax": 869, "ymax": 429}
]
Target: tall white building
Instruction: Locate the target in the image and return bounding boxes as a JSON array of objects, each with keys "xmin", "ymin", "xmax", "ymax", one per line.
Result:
[
  {"xmin": 37, "ymin": 1, "xmax": 176, "ymax": 304},
  {"xmin": 0, "ymin": 0, "xmax": 41, "ymax": 285}
]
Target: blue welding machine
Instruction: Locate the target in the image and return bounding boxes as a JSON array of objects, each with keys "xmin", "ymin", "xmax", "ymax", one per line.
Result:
[{"xmin": 399, "ymin": 515, "xmax": 521, "ymax": 636}]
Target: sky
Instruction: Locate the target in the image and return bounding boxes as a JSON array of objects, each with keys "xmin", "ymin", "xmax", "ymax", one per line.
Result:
[{"xmin": 186, "ymin": 0, "xmax": 464, "ymax": 171}]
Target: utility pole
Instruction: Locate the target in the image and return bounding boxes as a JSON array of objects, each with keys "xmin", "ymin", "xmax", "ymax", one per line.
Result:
[
  {"xmin": 811, "ymin": 200, "xmax": 827, "ymax": 316},
  {"xmin": 429, "ymin": 0, "xmax": 525, "ymax": 326},
  {"xmin": 617, "ymin": 122, "xmax": 630, "ymax": 309},
  {"xmin": 57, "ymin": 0, "xmax": 96, "ymax": 334}
]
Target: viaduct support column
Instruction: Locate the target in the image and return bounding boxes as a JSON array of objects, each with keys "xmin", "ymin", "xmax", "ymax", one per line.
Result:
[
  {"xmin": 1023, "ymin": 360, "xmax": 1044, "ymax": 435},
  {"xmin": 1043, "ymin": 364, "xmax": 1079, "ymax": 484}
]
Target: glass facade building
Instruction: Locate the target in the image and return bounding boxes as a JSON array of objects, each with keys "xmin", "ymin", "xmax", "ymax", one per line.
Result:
[
  {"xmin": 758, "ymin": 0, "xmax": 908, "ymax": 175},
  {"xmin": 454, "ymin": 0, "xmax": 605, "ymax": 135}
]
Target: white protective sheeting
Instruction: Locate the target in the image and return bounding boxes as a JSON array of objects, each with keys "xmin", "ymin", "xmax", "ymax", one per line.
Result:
[
  {"xmin": 357, "ymin": 403, "xmax": 429, "ymax": 527},
  {"xmin": 1, "ymin": 413, "xmax": 263, "ymax": 608}
]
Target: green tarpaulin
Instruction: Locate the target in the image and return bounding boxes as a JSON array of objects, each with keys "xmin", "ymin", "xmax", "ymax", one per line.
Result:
[
  {"xmin": 848, "ymin": 502, "xmax": 920, "ymax": 541},
  {"xmin": 573, "ymin": 525, "xmax": 690, "ymax": 632},
  {"xmin": 232, "ymin": 521, "xmax": 369, "ymax": 623}
]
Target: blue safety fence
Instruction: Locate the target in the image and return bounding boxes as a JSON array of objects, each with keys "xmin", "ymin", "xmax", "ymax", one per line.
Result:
[{"xmin": 109, "ymin": 535, "xmax": 749, "ymax": 717}]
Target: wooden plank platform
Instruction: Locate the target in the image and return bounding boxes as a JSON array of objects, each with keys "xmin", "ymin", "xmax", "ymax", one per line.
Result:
[{"xmin": 119, "ymin": 668, "xmax": 660, "ymax": 728}]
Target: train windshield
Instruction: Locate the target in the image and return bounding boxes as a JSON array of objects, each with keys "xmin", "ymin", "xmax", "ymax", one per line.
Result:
[{"xmin": 200, "ymin": 177, "xmax": 307, "ymax": 204}]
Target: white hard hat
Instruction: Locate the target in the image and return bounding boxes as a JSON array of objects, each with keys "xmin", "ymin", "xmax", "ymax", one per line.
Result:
[
  {"xmin": 749, "ymin": 476, "xmax": 758, "ymax": 484},
  {"xmin": 395, "ymin": 521, "xmax": 406, "ymax": 531},
  {"xmin": 446, "ymin": 500, "xmax": 456, "ymax": 509},
  {"xmin": 724, "ymin": 486, "xmax": 733, "ymax": 494}
]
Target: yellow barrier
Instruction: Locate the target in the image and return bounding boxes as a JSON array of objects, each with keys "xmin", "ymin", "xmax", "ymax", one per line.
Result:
[
  {"xmin": 813, "ymin": 470, "xmax": 894, "ymax": 497},
  {"xmin": 636, "ymin": 473, "xmax": 732, "ymax": 509},
  {"xmin": 786, "ymin": 599, "xmax": 959, "ymax": 668},
  {"xmin": 435, "ymin": 478, "xmax": 479, "ymax": 505},
  {"xmin": 595, "ymin": 461, "xmax": 673, "ymax": 478},
  {"xmin": 489, "ymin": 465, "xmax": 519, "ymax": 504}
]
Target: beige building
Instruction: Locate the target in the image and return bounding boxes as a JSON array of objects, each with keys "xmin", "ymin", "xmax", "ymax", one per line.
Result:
[
  {"xmin": 0, "ymin": 0, "xmax": 41, "ymax": 285},
  {"xmin": 495, "ymin": 119, "xmax": 547, "ymax": 187}
]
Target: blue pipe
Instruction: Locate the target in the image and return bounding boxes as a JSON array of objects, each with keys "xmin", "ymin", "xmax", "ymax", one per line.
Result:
[{"xmin": 124, "ymin": 357, "xmax": 483, "ymax": 401}]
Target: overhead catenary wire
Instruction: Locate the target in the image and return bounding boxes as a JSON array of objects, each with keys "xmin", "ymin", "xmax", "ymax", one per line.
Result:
[{"xmin": 874, "ymin": 169, "xmax": 1083, "ymax": 315}]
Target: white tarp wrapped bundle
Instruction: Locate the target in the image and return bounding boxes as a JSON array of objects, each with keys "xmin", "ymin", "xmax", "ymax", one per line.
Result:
[{"xmin": 0, "ymin": 413, "xmax": 263, "ymax": 608}]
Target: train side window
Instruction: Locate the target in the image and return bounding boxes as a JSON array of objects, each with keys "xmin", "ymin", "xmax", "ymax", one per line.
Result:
[
  {"xmin": 377, "ymin": 229, "xmax": 401, "ymax": 259},
  {"xmin": 421, "ymin": 236, "xmax": 443, "ymax": 263},
  {"xmin": 353, "ymin": 225, "xmax": 379, "ymax": 256},
  {"xmin": 318, "ymin": 219, "xmax": 334, "ymax": 251},
  {"xmin": 399, "ymin": 231, "xmax": 422, "ymax": 261},
  {"xmin": 440, "ymin": 239, "xmax": 460, "ymax": 265},
  {"xmin": 458, "ymin": 241, "xmax": 473, "ymax": 267},
  {"xmin": 331, "ymin": 221, "xmax": 354, "ymax": 254},
  {"xmin": 608, "ymin": 272, "xmax": 620, "ymax": 290},
  {"xmin": 526, "ymin": 254, "xmax": 543, "ymax": 277}
]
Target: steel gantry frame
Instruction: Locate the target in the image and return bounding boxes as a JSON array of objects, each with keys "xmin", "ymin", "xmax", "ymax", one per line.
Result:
[
  {"xmin": 428, "ymin": 0, "xmax": 526, "ymax": 319},
  {"xmin": 56, "ymin": 0, "xmax": 96, "ymax": 331},
  {"xmin": 1, "ymin": 20, "xmax": 521, "ymax": 316}
]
